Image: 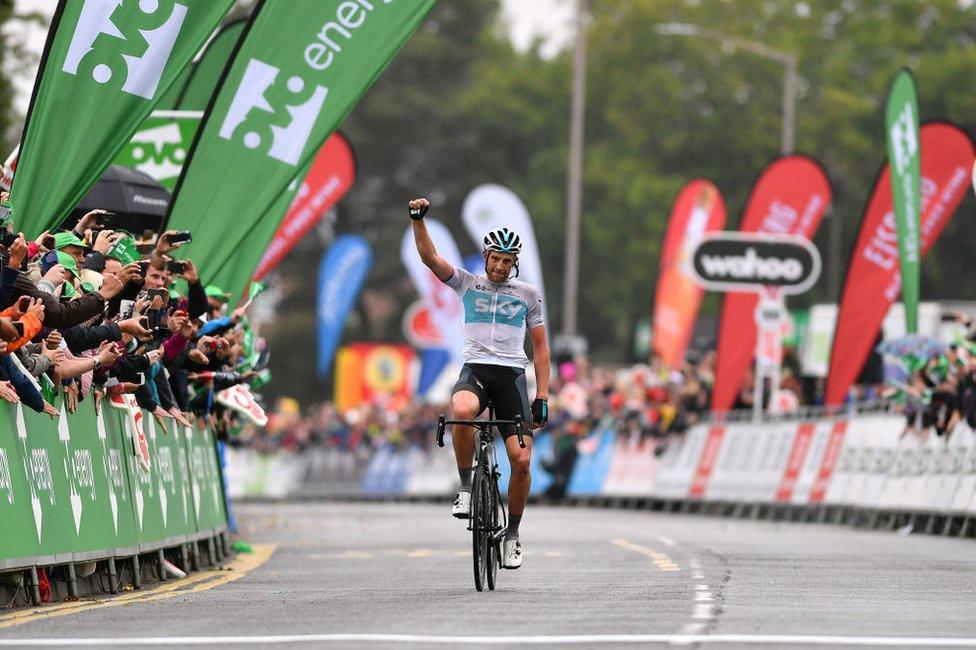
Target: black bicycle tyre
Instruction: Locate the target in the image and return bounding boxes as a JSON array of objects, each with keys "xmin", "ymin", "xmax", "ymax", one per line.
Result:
[
  {"xmin": 471, "ymin": 467, "xmax": 488, "ymax": 592},
  {"xmin": 486, "ymin": 472, "xmax": 500, "ymax": 590}
]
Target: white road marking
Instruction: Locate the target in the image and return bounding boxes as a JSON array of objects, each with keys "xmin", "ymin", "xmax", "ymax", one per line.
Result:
[
  {"xmin": 692, "ymin": 603, "xmax": 713, "ymax": 619},
  {"xmin": 6, "ymin": 634, "xmax": 976, "ymax": 646}
]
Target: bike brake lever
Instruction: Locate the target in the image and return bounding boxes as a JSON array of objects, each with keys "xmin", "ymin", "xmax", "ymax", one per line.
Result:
[
  {"xmin": 436, "ymin": 414, "xmax": 446, "ymax": 448},
  {"xmin": 514, "ymin": 414, "xmax": 525, "ymax": 449}
]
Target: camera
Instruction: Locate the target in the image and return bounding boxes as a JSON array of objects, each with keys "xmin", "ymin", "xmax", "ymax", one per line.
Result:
[
  {"xmin": 168, "ymin": 230, "xmax": 192, "ymax": 246},
  {"xmin": 0, "ymin": 230, "xmax": 18, "ymax": 248}
]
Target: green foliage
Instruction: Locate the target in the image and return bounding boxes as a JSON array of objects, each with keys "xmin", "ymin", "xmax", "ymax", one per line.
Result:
[{"xmin": 264, "ymin": 0, "xmax": 976, "ymax": 404}]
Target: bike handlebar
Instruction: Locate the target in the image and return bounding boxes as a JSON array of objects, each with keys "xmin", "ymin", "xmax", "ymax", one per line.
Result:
[{"xmin": 436, "ymin": 414, "xmax": 527, "ymax": 449}]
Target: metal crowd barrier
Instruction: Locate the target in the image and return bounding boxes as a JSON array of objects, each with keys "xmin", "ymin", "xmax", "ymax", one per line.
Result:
[{"xmin": 0, "ymin": 399, "xmax": 229, "ymax": 605}]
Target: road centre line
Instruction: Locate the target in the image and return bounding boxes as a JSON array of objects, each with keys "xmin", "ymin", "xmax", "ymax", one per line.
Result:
[
  {"xmin": 611, "ymin": 539, "xmax": 681, "ymax": 572},
  {"xmin": 5, "ymin": 633, "xmax": 976, "ymax": 646},
  {"xmin": 0, "ymin": 545, "xmax": 275, "ymax": 631}
]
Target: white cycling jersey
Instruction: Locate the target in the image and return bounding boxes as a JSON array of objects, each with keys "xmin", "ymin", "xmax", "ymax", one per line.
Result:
[{"xmin": 444, "ymin": 267, "xmax": 545, "ymax": 368}]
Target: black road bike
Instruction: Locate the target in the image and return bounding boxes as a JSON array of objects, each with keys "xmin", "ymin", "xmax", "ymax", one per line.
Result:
[{"xmin": 436, "ymin": 409, "xmax": 525, "ymax": 592}]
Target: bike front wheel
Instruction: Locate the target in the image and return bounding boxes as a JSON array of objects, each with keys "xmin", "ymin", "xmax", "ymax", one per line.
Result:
[
  {"xmin": 471, "ymin": 467, "xmax": 490, "ymax": 592},
  {"xmin": 486, "ymin": 473, "xmax": 501, "ymax": 590}
]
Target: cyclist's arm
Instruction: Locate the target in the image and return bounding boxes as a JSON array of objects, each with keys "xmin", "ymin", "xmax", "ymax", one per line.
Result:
[
  {"xmin": 529, "ymin": 324, "xmax": 550, "ymax": 400},
  {"xmin": 412, "ymin": 218, "xmax": 454, "ymax": 282}
]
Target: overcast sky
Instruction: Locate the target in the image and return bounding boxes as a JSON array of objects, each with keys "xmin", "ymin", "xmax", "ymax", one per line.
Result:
[{"xmin": 8, "ymin": 0, "xmax": 575, "ymax": 114}]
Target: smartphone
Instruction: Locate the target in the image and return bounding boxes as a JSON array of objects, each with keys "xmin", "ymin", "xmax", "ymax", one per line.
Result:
[
  {"xmin": 11, "ymin": 321, "xmax": 24, "ymax": 338},
  {"xmin": 166, "ymin": 260, "xmax": 186, "ymax": 274},
  {"xmin": 17, "ymin": 296, "xmax": 30, "ymax": 312},
  {"xmin": 176, "ymin": 297, "xmax": 189, "ymax": 314},
  {"xmin": 136, "ymin": 260, "xmax": 149, "ymax": 277},
  {"xmin": 168, "ymin": 231, "xmax": 192, "ymax": 246},
  {"xmin": 97, "ymin": 212, "xmax": 115, "ymax": 226},
  {"xmin": 120, "ymin": 299, "xmax": 135, "ymax": 320}
]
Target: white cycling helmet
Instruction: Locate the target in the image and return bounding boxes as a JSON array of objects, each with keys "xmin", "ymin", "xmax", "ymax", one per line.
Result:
[{"xmin": 483, "ymin": 227, "xmax": 522, "ymax": 255}]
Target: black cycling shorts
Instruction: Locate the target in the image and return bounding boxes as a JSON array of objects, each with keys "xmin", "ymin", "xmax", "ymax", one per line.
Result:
[{"xmin": 452, "ymin": 363, "xmax": 533, "ymax": 439}]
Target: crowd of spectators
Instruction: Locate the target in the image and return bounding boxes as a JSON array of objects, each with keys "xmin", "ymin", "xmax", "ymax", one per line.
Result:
[
  {"xmin": 247, "ymin": 352, "xmax": 720, "ymax": 457},
  {"xmin": 0, "ymin": 204, "xmax": 266, "ymax": 435}
]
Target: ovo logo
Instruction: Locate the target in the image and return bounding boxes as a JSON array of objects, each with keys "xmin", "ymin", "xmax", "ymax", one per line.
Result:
[
  {"xmin": 219, "ymin": 58, "xmax": 328, "ymax": 166},
  {"xmin": 62, "ymin": 0, "xmax": 189, "ymax": 100}
]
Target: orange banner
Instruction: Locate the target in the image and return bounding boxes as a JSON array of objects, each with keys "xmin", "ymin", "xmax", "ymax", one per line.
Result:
[
  {"xmin": 334, "ymin": 343, "xmax": 415, "ymax": 412},
  {"xmin": 652, "ymin": 180, "xmax": 726, "ymax": 368}
]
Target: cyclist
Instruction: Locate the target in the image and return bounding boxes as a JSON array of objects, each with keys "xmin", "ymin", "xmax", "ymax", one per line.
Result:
[{"xmin": 408, "ymin": 197, "xmax": 550, "ymax": 569}]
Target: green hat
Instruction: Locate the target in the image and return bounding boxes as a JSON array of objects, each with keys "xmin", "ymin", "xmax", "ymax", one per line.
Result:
[
  {"xmin": 55, "ymin": 250, "xmax": 80, "ymax": 277},
  {"xmin": 205, "ymin": 285, "xmax": 230, "ymax": 303},
  {"xmin": 53, "ymin": 231, "xmax": 89, "ymax": 251}
]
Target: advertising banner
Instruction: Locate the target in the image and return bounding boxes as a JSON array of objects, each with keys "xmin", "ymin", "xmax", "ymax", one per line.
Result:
[
  {"xmin": 114, "ymin": 111, "xmax": 201, "ymax": 190},
  {"xmin": 400, "ymin": 219, "xmax": 466, "ymax": 365},
  {"xmin": 167, "ymin": 19, "xmax": 247, "ymax": 111},
  {"xmin": 316, "ymin": 234, "xmax": 373, "ymax": 377},
  {"xmin": 334, "ymin": 343, "xmax": 414, "ymax": 412},
  {"xmin": 462, "ymin": 184, "xmax": 547, "ymax": 314},
  {"xmin": 252, "ymin": 132, "xmax": 357, "ymax": 281},
  {"xmin": 653, "ymin": 180, "xmax": 726, "ymax": 368},
  {"xmin": 825, "ymin": 122, "xmax": 974, "ymax": 405},
  {"xmin": 711, "ymin": 156, "xmax": 832, "ymax": 412},
  {"xmin": 10, "ymin": 0, "xmax": 234, "ymax": 237},
  {"xmin": 885, "ymin": 69, "xmax": 922, "ymax": 333},
  {"xmin": 164, "ymin": 0, "xmax": 438, "ymax": 294}
]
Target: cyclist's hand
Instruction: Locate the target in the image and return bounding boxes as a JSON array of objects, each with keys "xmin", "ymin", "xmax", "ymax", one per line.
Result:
[
  {"xmin": 531, "ymin": 398, "xmax": 548, "ymax": 427},
  {"xmin": 408, "ymin": 198, "xmax": 429, "ymax": 221}
]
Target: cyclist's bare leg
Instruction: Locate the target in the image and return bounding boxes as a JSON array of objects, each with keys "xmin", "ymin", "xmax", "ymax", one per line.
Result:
[
  {"xmin": 450, "ymin": 390, "xmax": 480, "ymax": 475},
  {"xmin": 504, "ymin": 432, "xmax": 533, "ymax": 520}
]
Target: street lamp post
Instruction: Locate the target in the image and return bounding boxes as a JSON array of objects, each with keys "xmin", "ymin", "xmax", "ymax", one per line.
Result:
[
  {"xmin": 654, "ymin": 22, "xmax": 797, "ymax": 155},
  {"xmin": 562, "ymin": 0, "xmax": 588, "ymax": 340}
]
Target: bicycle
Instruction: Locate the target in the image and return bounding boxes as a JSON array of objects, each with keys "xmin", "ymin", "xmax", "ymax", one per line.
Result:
[{"xmin": 436, "ymin": 407, "xmax": 525, "ymax": 592}]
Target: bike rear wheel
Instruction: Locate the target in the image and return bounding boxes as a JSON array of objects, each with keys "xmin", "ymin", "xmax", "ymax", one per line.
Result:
[{"xmin": 471, "ymin": 467, "xmax": 489, "ymax": 592}]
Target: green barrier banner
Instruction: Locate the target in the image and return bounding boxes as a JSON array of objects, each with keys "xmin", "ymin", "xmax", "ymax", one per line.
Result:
[
  {"xmin": 9, "ymin": 0, "xmax": 235, "ymax": 237},
  {"xmin": 0, "ymin": 406, "xmax": 38, "ymax": 566},
  {"xmin": 165, "ymin": 0, "xmax": 438, "ymax": 288},
  {"xmin": 885, "ymin": 69, "xmax": 922, "ymax": 333},
  {"xmin": 1, "ymin": 399, "xmax": 227, "ymax": 570},
  {"xmin": 114, "ymin": 111, "xmax": 202, "ymax": 191},
  {"xmin": 183, "ymin": 424, "xmax": 226, "ymax": 533}
]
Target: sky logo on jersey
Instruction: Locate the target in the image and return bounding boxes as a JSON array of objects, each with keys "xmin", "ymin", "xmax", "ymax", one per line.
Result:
[
  {"xmin": 62, "ymin": 0, "xmax": 189, "ymax": 100},
  {"xmin": 218, "ymin": 58, "xmax": 329, "ymax": 166},
  {"xmin": 466, "ymin": 292, "xmax": 527, "ymax": 326}
]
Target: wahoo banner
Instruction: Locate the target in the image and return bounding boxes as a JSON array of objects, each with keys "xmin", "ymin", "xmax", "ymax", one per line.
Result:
[
  {"xmin": 10, "ymin": 0, "xmax": 234, "ymax": 237},
  {"xmin": 652, "ymin": 180, "xmax": 726, "ymax": 368},
  {"xmin": 462, "ymin": 184, "xmax": 546, "ymax": 315},
  {"xmin": 712, "ymin": 156, "xmax": 832, "ymax": 412},
  {"xmin": 400, "ymin": 220, "xmax": 466, "ymax": 366},
  {"xmin": 114, "ymin": 111, "xmax": 201, "ymax": 190},
  {"xmin": 885, "ymin": 69, "xmax": 922, "ymax": 333},
  {"xmin": 317, "ymin": 235, "xmax": 372, "ymax": 377},
  {"xmin": 825, "ymin": 122, "xmax": 974, "ymax": 406},
  {"xmin": 253, "ymin": 132, "xmax": 356, "ymax": 281},
  {"xmin": 165, "ymin": 0, "xmax": 438, "ymax": 290}
]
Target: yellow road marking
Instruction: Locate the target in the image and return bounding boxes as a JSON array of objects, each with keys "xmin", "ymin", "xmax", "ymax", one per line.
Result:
[
  {"xmin": 406, "ymin": 549, "xmax": 432, "ymax": 558},
  {"xmin": 0, "ymin": 544, "xmax": 275, "ymax": 630},
  {"xmin": 612, "ymin": 539, "xmax": 681, "ymax": 572}
]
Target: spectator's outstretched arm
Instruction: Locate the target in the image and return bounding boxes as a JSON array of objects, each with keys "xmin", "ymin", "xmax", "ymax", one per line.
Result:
[{"xmin": 0, "ymin": 354, "xmax": 54, "ymax": 415}]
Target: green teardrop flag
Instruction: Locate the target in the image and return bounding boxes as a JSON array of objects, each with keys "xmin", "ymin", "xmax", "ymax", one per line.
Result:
[
  {"xmin": 176, "ymin": 19, "xmax": 246, "ymax": 110},
  {"xmin": 164, "ymin": 0, "xmax": 438, "ymax": 290},
  {"xmin": 885, "ymin": 69, "xmax": 922, "ymax": 333},
  {"xmin": 9, "ymin": 0, "xmax": 235, "ymax": 237}
]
